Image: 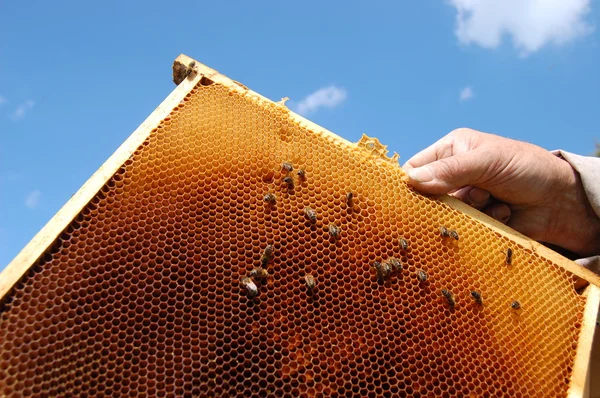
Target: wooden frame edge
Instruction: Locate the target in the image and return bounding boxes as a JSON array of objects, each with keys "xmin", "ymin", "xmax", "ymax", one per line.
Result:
[
  {"xmin": 568, "ymin": 284, "xmax": 600, "ymax": 397},
  {"xmin": 0, "ymin": 57, "xmax": 202, "ymax": 300}
]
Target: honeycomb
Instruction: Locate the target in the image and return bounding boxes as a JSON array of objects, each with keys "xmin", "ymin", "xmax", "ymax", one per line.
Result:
[{"xmin": 0, "ymin": 60, "xmax": 591, "ymax": 397}]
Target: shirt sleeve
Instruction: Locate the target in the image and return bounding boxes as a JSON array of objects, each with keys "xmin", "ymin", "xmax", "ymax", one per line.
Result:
[{"xmin": 552, "ymin": 150, "xmax": 600, "ymax": 272}]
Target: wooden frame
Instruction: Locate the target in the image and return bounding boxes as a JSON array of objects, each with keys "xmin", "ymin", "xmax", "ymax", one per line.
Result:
[
  {"xmin": 1, "ymin": 54, "xmax": 598, "ymax": 397},
  {"xmin": 569, "ymin": 284, "xmax": 600, "ymax": 398}
]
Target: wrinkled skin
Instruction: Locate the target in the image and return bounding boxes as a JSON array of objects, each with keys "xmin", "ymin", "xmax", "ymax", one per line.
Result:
[{"xmin": 403, "ymin": 128, "xmax": 600, "ymax": 257}]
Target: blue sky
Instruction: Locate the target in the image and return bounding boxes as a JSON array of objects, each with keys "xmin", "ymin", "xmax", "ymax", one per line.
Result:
[{"xmin": 1, "ymin": 1, "xmax": 599, "ymax": 269}]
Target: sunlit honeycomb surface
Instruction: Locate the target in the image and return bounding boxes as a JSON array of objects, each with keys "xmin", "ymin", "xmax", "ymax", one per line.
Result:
[{"xmin": 0, "ymin": 78, "xmax": 587, "ymax": 397}]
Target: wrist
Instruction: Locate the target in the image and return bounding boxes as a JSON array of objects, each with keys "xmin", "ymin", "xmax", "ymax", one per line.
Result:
[{"xmin": 545, "ymin": 156, "xmax": 600, "ymax": 256}]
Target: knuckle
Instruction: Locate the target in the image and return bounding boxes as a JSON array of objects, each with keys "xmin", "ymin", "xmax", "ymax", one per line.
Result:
[
  {"xmin": 436, "ymin": 157, "xmax": 462, "ymax": 180},
  {"xmin": 448, "ymin": 127, "xmax": 475, "ymax": 138}
]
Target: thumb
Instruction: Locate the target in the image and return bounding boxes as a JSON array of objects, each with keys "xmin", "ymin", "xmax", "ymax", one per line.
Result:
[{"xmin": 404, "ymin": 150, "xmax": 490, "ymax": 195}]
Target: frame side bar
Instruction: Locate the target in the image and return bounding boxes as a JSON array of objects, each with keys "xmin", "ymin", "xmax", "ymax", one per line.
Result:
[{"xmin": 568, "ymin": 284, "xmax": 600, "ymax": 397}]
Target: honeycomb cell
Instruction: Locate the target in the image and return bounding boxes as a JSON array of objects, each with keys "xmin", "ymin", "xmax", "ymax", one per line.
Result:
[{"xmin": 0, "ymin": 62, "xmax": 592, "ymax": 397}]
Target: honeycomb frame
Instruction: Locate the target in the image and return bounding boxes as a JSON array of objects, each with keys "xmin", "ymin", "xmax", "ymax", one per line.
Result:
[{"xmin": 0, "ymin": 54, "xmax": 598, "ymax": 397}]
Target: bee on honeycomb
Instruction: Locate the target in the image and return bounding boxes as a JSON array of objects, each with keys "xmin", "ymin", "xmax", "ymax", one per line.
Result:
[
  {"xmin": 263, "ymin": 193, "xmax": 276, "ymax": 205},
  {"xmin": 249, "ymin": 267, "xmax": 269, "ymax": 281},
  {"xmin": 511, "ymin": 300, "xmax": 521, "ymax": 310},
  {"xmin": 297, "ymin": 169, "xmax": 306, "ymax": 179},
  {"xmin": 281, "ymin": 162, "xmax": 293, "ymax": 172},
  {"xmin": 506, "ymin": 248, "xmax": 513, "ymax": 265},
  {"xmin": 387, "ymin": 257, "xmax": 402, "ymax": 272},
  {"xmin": 260, "ymin": 245, "xmax": 274, "ymax": 267},
  {"xmin": 328, "ymin": 224, "xmax": 340, "ymax": 238},
  {"xmin": 449, "ymin": 230, "xmax": 459, "ymax": 240},
  {"xmin": 282, "ymin": 176, "xmax": 294, "ymax": 188},
  {"xmin": 304, "ymin": 207, "xmax": 317, "ymax": 223},
  {"xmin": 441, "ymin": 289, "xmax": 456, "ymax": 307},
  {"xmin": 399, "ymin": 238, "xmax": 409, "ymax": 251},
  {"xmin": 439, "ymin": 226, "xmax": 449, "ymax": 237},
  {"xmin": 373, "ymin": 261, "xmax": 392, "ymax": 283},
  {"xmin": 303, "ymin": 274, "xmax": 316, "ymax": 292},
  {"xmin": 417, "ymin": 270, "xmax": 427, "ymax": 282},
  {"xmin": 241, "ymin": 277, "xmax": 258, "ymax": 298},
  {"xmin": 471, "ymin": 291, "xmax": 483, "ymax": 305},
  {"xmin": 346, "ymin": 192, "xmax": 354, "ymax": 207}
]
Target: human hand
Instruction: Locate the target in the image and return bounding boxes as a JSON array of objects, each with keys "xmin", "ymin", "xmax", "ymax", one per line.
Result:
[{"xmin": 403, "ymin": 128, "xmax": 600, "ymax": 257}]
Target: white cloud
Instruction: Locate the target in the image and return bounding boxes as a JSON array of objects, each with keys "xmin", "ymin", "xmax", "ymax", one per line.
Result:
[
  {"xmin": 25, "ymin": 190, "xmax": 41, "ymax": 209},
  {"xmin": 294, "ymin": 86, "xmax": 347, "ymax": 116},
  {"xmin": 0, "ymin": 96, "xmax": 6, "ymax": 106},
  {"xmin": 11, "ymin": 99, "xmax": 35, "ymax": 121},
  {"xmin": 448, "ymin": 0, "xmax": 594, "ymax": 55},
  {"xmin": 459, "ymin": 86, "xmax": 474, "ymax": 101}
]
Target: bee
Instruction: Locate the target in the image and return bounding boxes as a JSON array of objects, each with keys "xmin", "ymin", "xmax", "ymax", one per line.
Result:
[
  {"xmin": 282, "ymin": 176, "xmax": 294, "ymax": 188},
  {"xmin": 281, "ymin": 162, "xmax": 294, "ymax": 172},
  {"xmin": 346, "ymin": 192, "xmax": 354, "ymax": 207},
  {"xmin": 263, "ymin": 193, "xmax": 276, "ymax": 204},
  {"xmin": 449, "ymin": 230, "xmax": 459, "ymax": 240},
  {"xmin": 304, "ymin": 207, "xmax": 317, "ymax": 223},
  {"xmin": 387, "ymin": 257, "xmax": 402, "ymax": 272},
  {"xmin": 511, "ymin": 300, "xmax": 521, "ymax": 310},
  {"xmin": 297, "ymin": 169, "xmax": 306, "ymax": 179},
  {"xmin": 186, "ymin": 61, "xmax": 197, "ymax": 78},
  {"xmin": 417, "ymin": 270, "xmax": 427, "ymax": 282},
  {"xmin": 506, "ymin": 248, "xmax": 513, "ymax": 265},
  {"xmin": 241, "ymin": 277, "xmax": 258, "ymax": 298},
  {"xmin": 260, "ymin": 245, "xmax": 274, "ymax": 266},
  {"xmin": 441, "ymin": 289, "xmax": 456, "ymax": 307},
  {"xmin": 373, "ymin": 261, "xmax": 392, "ymax": 283},
  {"xmin": 439, "ymin": 226, "xmax": 449, "ymax": 237},
  {"xmin": 174, "ymin": 63, "xmax": 188, "ymax": 84},
  {"xmin": 249, "ymin": 266, "xmax": 269, "ymax": 281},
  {"xmin": 470, "ymin": 291, "xmax": 483, "ymax": 305},
  {"xmin": 328, "ymin": 223, "xmax": 340, "ymax": 238},
  {"xmin": 303, "ymin": 274, "xmax": 316, "ymax": 292},
  {"xmin": 399, "ymin": 238, "xmax": 409, "ymax": 251}
]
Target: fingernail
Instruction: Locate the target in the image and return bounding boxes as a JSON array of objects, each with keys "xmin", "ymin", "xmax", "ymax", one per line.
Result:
[
  {"xmin": 468, "ymin": 189, "xmax": 489, "ymax": 206},
  {"xmin": 492, "ymin": 205, "xmax": 511, "ymax": 223},
  {"xmin": 407, "ymin": 167, "xmax": 434, "ymax": 183}
]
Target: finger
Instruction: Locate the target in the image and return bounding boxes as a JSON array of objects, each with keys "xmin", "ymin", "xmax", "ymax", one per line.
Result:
[
  {"xmin": 405, "ymin": 149, "xmax": 492, "ymax": 195},
  {"xmin": 402, "ymin": 136, "xmax": 455, "ymax": 171},
  {"xmin": 451, "ymin": 186, "xmax": 491, "ymax": 209},
  {"xmin": 483, "ymin": 203, "xmax": 511, "ymax": 224},
  {"xmin": 575, "ymin": 257, "xmax": 600, "ymax": 276}
]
